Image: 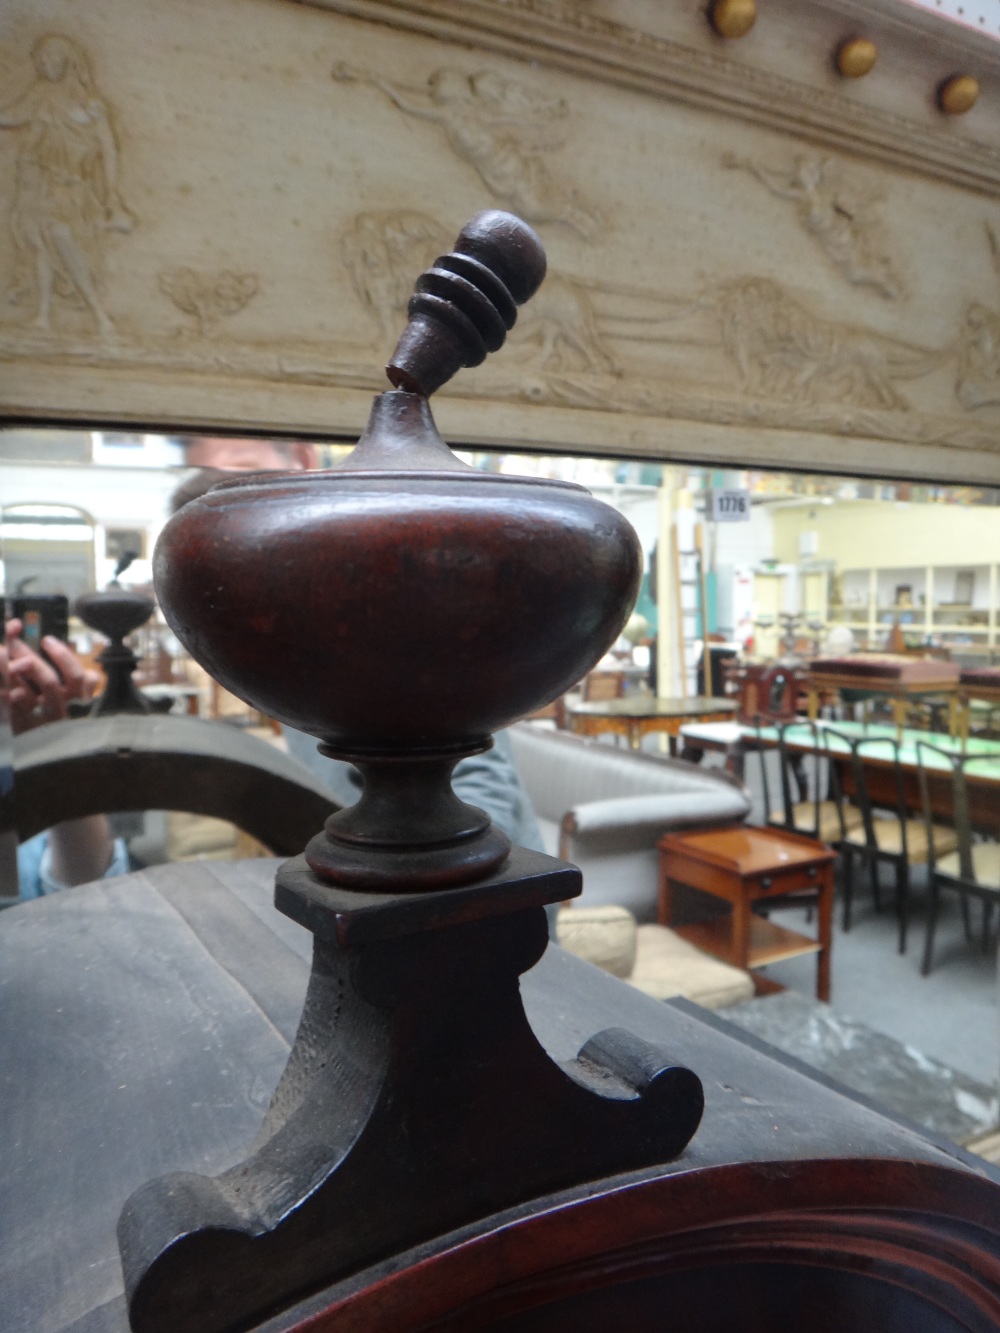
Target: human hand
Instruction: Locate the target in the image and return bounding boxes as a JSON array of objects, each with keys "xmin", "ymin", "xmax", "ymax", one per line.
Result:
[{"xmin": 1, "ymin": 619, "xmax": 100, "ymax": 734}]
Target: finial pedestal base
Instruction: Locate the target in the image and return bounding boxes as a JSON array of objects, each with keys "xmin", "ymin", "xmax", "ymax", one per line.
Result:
[
  {"xmin": 118, "ymin": 848, "xmax": 704, "ymax": 1333},
  {"xmin": 306, "ymin": 746, "xmax": 512, "ymax": 889}
]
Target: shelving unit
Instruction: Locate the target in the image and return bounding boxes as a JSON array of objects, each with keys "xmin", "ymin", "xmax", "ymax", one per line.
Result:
[{"xmin": 826, "ymin": 562, "xmax": 1000, "ymax": 652}]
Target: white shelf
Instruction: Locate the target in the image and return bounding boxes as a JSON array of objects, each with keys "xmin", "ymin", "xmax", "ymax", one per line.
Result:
[{"xmin": 825, "ymin": 562, "xmax": 999, "ymax": 648}]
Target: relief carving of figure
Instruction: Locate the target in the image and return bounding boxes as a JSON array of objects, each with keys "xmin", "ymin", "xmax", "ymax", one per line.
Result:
[
  {"xmin": 333, "ymin": 63, "xmax": 601, "ymax": 239},
  {"xmin": 512, "ymin": 274, "xmax": 618, "ymax": 373},
  {"xmin": 340, "ymin": 208, "xmax": 616, "ymax": 373},
  {"xmin": 724, "ymin": 152, "xmax": 903, "ymax": 300},
  {"xmin": 955, "ymin": 224, "xmax": 1000, "ymax": 411},
  {"xmin": 713, "ymin": 277, "xmax": 937, "ymax": 410},
  {"xmin": 955, "ymin": 304, "xmax": 1000, "ymax": 411},
  {"xmin": 340, "ymin": 210, "xmax": 448, "ymax": 340},
  {"xmin": 0, "ymin": 34, "xmax": 134, "ymax": 337}
]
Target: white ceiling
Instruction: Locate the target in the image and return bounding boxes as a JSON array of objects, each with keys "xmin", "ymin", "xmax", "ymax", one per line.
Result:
[{"xmin": 903, "ymin": 0, "xmax": 1000, "ymax": 39}]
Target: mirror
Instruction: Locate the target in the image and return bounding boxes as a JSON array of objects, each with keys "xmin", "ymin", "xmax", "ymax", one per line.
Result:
[{"xmin": 1, "ymin": 503, "xmax": 96, "ymax": 603}]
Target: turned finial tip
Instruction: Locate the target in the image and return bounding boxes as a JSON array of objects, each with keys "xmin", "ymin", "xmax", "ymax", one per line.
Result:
[{"xmin": 386, "ymin": 210, "xmax": 546, "ymax": 397}]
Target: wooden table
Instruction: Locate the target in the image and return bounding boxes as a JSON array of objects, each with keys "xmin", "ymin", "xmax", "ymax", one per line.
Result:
[
  {"xmin": 2, "ymin": 858, "xmax": 997, "ymax": 1331},
  {"xmin": 956, "ymin": 668, "xmax": 1000, "ymax": 743},
  {"xmin": 805, "ymin": 662, "xmax": 961, "ymax": 738},
  {"xmin": 657, "ymin": 826, "xmax": 836, "ymax": 1002},
  {"xmin": 569, "ymin": 695, "xmax": 736, "ymax": 751}
]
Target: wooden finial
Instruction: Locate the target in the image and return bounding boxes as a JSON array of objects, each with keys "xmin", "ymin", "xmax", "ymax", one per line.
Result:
[{"xmin": 386, "ymin": 210, "xmax": 546, "ymax": 397}]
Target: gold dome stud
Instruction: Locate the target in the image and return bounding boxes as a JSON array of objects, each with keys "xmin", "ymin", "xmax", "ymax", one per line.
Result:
[
  {"xmin": 837, "ymin": 38, "xmax": 877, "ymax": 79},
  {"xmin": 938, "ymin": 74, "xmax": 979, "ymax": 115},
  {"xmin": 710, "ymin": 0, "xmax": 757, "ymax": 40}
]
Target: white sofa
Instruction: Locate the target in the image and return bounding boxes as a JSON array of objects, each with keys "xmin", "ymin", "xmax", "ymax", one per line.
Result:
[{"xmin": 509, "ymin": 723, "xmax": 752, "ymax": 921}]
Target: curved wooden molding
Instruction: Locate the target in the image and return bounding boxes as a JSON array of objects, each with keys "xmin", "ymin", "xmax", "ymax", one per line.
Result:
[{"xmin": 272, "ymin": 1157, "xmax": 1000, "ymax": 1330}]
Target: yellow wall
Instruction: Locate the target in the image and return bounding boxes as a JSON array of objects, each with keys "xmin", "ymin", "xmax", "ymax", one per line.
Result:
[{"xmin": 772, "ymin": 502, "xmax": 1000, "ymax": 572}]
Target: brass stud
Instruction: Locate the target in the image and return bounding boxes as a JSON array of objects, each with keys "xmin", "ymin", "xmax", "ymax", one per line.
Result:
[
  {"xmin": 710, "ymin": 0, "xmax": 757, "ymax": 40},
  {"xmin": 836, "ymin": 38, "xmax": 877, "ymax": 80},
  {"xmin": 938, "ymin": 74, "xmax": 979, "ymax": 115}
]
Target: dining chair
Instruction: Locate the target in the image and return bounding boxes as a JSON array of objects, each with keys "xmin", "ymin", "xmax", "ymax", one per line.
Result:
[
  {"xmin": 916, "ymin": 741, "xmax": 1000, "ymax": 976},
  {"xmin": 750, "ymin": 720, "xmax": 859, "ymax": 926},
  {"xmin": 756, "ymin": 720, "xmax": 863, "ymax": 845},
  {"xmin": 583, "ymin": 670, "xmax": 625, "ymax": 702},
  {"xmin": 828, "ymin": 730, "xmax": 959, "ymax": 955}
]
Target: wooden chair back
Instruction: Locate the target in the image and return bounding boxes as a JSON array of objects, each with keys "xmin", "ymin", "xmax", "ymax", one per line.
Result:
[
  {"xmin": 583, "ymin": 671, "xmax": 626, "ymax": 702},
  {"xmin": 916, "ymin": 741, "xmax": 996, "ymax": 885},
  {"xmin": 822, "ymin": 727, "xmax": 907, "ymax": 854}
]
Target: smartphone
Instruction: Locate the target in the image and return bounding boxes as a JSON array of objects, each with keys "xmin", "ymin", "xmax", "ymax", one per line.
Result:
[{"xmin": 11, "ymin": 595, "xmax": 70, "ymax": 651}]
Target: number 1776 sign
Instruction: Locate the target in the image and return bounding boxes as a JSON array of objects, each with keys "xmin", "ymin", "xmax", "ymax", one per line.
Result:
[{"xmin": 709, "ymin": 489, "xmax": 751, "ymax": 522}]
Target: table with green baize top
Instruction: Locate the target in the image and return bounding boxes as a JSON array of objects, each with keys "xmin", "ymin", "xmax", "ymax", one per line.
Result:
[
  {"xmin": 679, "ymin": 719, "xmax": 1000, "ymax": 833},
  {"xmin": 568, "ymin": 695, "xmax": 737, "ymax": 752}
]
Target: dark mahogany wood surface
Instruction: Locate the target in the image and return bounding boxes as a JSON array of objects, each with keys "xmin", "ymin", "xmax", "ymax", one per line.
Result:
[
  {"xmin": 9, "ymin": 714, "xmax": 336, "ymax": 854},
  {"xmin": 1, "ymin": 858, "xmax": 994, "ymax": 1333}
]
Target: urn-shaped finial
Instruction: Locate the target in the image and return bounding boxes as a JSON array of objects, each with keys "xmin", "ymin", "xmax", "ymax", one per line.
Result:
[
  {"xmin": 74, "ymin": 553, "xmax": 164, "ymax": 717},
  {"xmin": 154, "ymin": 212, "xmax": 642, "ymax": 888}
]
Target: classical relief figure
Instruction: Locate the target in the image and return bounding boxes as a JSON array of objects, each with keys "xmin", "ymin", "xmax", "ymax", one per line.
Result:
[
  {"xmin": 0, "ymin": 34, "xmax": 134, "ymax": 337},
  {"xmin": 514, "ymin": 274, "xmax": 619, "ymax": 373},
  {"xmin": 340, "ymin": 210, "xmax": 447, "ymax": 340},
  {"xmin": 955, "ymin": 303, "xmax": 1000, "ymax": 410},
  {"xmin": 713, "ymin": 277, "xmax": 935, "ymax": 409},
  {"xmin": 724, "ymin": 152, "xmax": 903, "ymax": 300},
  {"xmin": 333, "ymin": 63, "xmax": 601, "ymax": 239},
  {"xmin": 340, "ymin": 208, "xmax": 616, "ymax": 372},
  {"xmin": 955, "ymin": 223, "xmax": 1000, "ymax": 411}
]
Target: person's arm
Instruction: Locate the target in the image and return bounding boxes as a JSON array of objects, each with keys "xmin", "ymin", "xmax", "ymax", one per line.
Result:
[
  {"xmin": 363, "ymin": 72, "xmax": 439, "ymax": 122},
  {"xmin": 2, "ymin": 620, "xmax": 118, "ymax": 889},
  {"xmin": 90, "ymin": 99, "xmax": 133, "ymax": 230},
  {"xmin": 46, "ymin": 815, "xmax": 117, "ymax": 887},
  {"xmin": 722, "ymin": 153, "xmax": 797, "ymax": 200},
  {"xmin": 451, "ymin": 730, "xmax": 545, "ymax": 853}
]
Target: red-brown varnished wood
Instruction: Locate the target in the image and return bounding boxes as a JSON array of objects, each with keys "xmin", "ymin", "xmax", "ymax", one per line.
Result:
[
  {"xmin": 658, "ymin": 826, "xmax": 835, "ymax": 1000},
  {"xmin": 268, "ymin": 1158, "xmax": 1000, "ymax": 1332},
  {"xmin": 659, "ymin": 825, "xmax": 837, "ymax": 877}
]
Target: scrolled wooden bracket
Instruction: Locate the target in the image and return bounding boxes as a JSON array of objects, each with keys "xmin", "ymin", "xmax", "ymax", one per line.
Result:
[{"xmin": 118, "ymin": 849, "xmax": 703, "ymax": 1333}]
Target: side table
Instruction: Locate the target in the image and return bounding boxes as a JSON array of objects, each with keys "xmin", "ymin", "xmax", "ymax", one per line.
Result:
[{"xmin": 657, "ymin": 826, "xmax": 835, "ymax": 1002}]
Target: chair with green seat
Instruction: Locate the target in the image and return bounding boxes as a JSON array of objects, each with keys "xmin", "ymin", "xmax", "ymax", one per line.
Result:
[
  {"xmin": 916, "ymin": 740, "xmax": 1000, "ymax": 976},
  {"xmin": 830, "ymin": 730, "xmax": 959, "ymax": 955}
]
